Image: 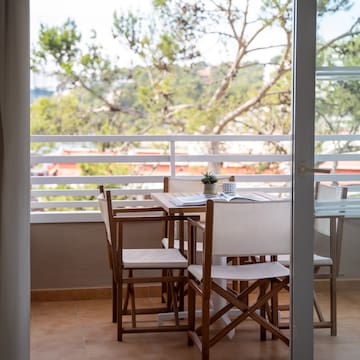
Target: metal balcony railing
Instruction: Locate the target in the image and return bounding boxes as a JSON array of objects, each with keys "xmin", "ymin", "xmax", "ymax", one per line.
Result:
[{"xmin": 30, "ymin": 134, "xmax": 360, "ymax": 223}]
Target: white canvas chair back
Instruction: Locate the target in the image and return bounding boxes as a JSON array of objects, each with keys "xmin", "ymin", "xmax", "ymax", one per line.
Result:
[
  {"xmin": 163, "ymin": 177, "xmax": 208, "ymax": 238},
  {"xmin": 165, "ymin": 177, "xmax": 205, "ymax": 193},
  {"xmin": 164, "ymin": 176, "xmax": 235, "ymax": 194},
  {"xmin": 315, "ymin": 183, "xmax": 347, "ymax": 236},
  {"xmin": 98, "ymin": 192, "xmax": 113, "ymax": 245},
  {"xmin": 209, "ymin": 200, "xmax": 291, "ymax": 257}
]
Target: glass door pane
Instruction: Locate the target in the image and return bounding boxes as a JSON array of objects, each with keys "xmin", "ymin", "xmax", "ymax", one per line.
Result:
[{"xmin": 314, "ymin": 2, "xmax": 360, "ymax": 358}]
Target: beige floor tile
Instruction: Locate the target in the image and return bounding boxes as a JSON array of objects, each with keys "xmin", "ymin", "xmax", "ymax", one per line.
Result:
[{"xmin": 30, "ymin": 286, "xmax": 360, "ymax": 360}]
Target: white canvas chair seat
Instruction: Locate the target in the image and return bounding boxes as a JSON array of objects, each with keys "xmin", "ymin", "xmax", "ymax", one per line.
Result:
[
  {"xmin": 313, "ymin": 254, "xmax": 333, "ymax": 266},
  {"xmin": 187, "ymin": 200, "xmax": 291, "ymax": 359},
  {"xmin": 123, "ymin": 248, "xmax": 187, "ymax": 268},
  {"xmin": 188, "ymin": 262, "xmax": 289, "ymax": 282},
  {"xmin": 276, "ymin": 254, "xmax": 333, "ymax": 267}
]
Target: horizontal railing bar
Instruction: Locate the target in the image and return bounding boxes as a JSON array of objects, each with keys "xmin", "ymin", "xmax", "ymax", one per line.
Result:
[
  {"xmin": 31, "ymin": 174, "xmax": 359, "ymax": 185},
  {"xmin": 31, "ymin": 154, "xmax": 171, "ymax": 164},
  {"xmin": 316, "ymin": 199, "xmax": 360, "ymax": 208},
  {"xmin": 31, "ymin": 173, "xmax": 360, "ymax": 187},
  {"xmin": 347, "ymin": 185, "xmax": 360, "ymax": 192},
  {"xmin": 175, "ymin": 154, "xmax": 291, "ymax": 162},
  {"xmin": 29, "ymin": 134, "xmax": 360, "ymax": 142},
  {"xmin": 30, "ymin": 154, "xmax": 292, "ymax": 164},
  {"xmin": 31, "ymin": 188, "xmax": 160, "ymax": 197},
  {"xmin": 315, "ymin": 154, "xmax": 360, "ymax": 161},
  {"xmin": 314, "ymin": 134, "xmax": 360, "ymax": 141},
  {"xmin": 30, "ymin": 134, "xmax": 293, "ymax": 142},
  {"xmin": 31, "ymin": 201, "xmax": 100, "ymax": 208},
  {"xmin": 30, "ymin": 211, "xmax": 102, "ymax": 223},
  {"xmin": 30, "ymin": 175, "xmax": 166, "ymax": 185},
  {"xmin": 31, "ymin": 174, "xmax": 293, "ymax": 185},
  {"xmin": 313, "ymin": 174, "xmax": 360, "ymax": 182},
  {"xmin": 30, "ymin": 153, "xmax": 359, "ymax": 165},
  {"xmin": 31, "ymin": 186, "xmax": 291, "ymax": 197},
  {"xmin": 31, "ymin": 199, "xmax": 157, "ymax": 209},
  {"xmin": 31, "ymin": 186, "xmax": 290, "ymax": 200}
]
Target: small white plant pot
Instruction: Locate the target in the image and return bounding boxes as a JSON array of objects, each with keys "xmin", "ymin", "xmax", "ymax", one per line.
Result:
[{"xmin": 203, "ymin": 183, "xmax": 217, "ymax": 195}]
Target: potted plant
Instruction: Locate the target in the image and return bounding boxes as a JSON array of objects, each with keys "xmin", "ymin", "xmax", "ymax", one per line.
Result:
[{"xmin": 201, "ymin": 172, "xmax": 218, "ymax": 195}]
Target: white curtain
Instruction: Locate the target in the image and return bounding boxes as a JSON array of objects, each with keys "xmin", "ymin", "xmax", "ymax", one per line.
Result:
[{"xmin": 0, "ymin": 0, "xmax": 30, "ymax": 359}]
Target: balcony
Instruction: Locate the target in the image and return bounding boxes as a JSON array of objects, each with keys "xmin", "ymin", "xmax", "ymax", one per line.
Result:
[
  {"xmin": 29, "ymin": 133, "xmax": 360, "ymax": 291},
  {"xmin": 27, "ymin": 133, "xmax": 360, "ymax": 359}
]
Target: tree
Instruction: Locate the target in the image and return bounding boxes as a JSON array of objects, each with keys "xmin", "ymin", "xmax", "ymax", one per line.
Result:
[
  {"xmin": 31, "ymin": 0, "xmax": 359, "ymax": 167},
  {"xmin": 315, "ymin": 16, "xmax": 360, "ymax": 158}
]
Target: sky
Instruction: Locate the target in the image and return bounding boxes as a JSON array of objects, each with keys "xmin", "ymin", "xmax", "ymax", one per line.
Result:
[
  {"xmin": 30, "ymin": 0, "xmax": 359, "ymax": 89},
  {"xmin": 30, "ymin": 0, "xmax": 153, "ymax": 88},
  {"xmin": 30, "ymin": 0, "xmax": 149, "ymax": 60}
]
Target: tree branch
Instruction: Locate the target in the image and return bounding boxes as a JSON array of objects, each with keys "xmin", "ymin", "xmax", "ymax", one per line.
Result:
[
  {"xmin": 317, "ymin": 18, "xmax": 360, "ymax": 53},
  {"xmin": 214, "ymin": 25, "xmax": 292, "ymax": 134}
]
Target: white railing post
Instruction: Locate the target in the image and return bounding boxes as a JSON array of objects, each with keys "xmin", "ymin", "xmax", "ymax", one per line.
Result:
[{"xmin": 170, "ymin": 138, "xmax": 176, "ymax": 177}]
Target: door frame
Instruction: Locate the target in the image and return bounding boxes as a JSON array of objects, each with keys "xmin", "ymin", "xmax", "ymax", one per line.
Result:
[{"xmin": 291, "ymin": 1, "xmax": 317, "ymax": 359}]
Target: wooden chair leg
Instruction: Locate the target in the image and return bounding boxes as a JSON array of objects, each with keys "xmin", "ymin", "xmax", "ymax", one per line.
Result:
[
  {"xmin": 112, "ymin": 275, "xmax": 117, "ymax": 323},
  {"xmin": 330, "ymin": 267, "xmax": 337, "ymax": 336},
  {"xmin": 201, "ymin": 295, "xmax": 211, "ymax": 360},
  {"xmin": 168, "ymin": 271, "xmax": 180, "ymax": 326},
  {"xmin": 117, "ymin": 278, "xmax": 123, "ymax": 341},
  {"xmin": 271, "ymin": 279, "xmax": 279, "ymax": 340},
  {"xmin": 188, "ymin": 283, "xmax": 196, "ymax": 346},
  {"xmin": 259, "ymin": 282, "xmax": 267, "ymax": 341},
  {"xmin": 129, "ymin": 270, "xmax": 137, "ymax": 328},
  {"xmin": 178, "ymin": 269, "xmax": 185, "ymax": 311},
  {"xmin": 161, "ymin": 269, "xmax": 166, "ymax": 303}
]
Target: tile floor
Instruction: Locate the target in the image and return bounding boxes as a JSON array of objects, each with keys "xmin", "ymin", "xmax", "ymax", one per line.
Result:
[{"xmin": 30, "ymin": 285, "xmax": 360, "ymax": 360}]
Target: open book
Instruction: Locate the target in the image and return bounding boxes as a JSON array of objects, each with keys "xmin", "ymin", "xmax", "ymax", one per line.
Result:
[
  {"xmin": 219, "ymin": 192, "xmax": 273, "ymax": 202},
  {"xmin": 171, "ymin": 194, "xmax": 216, "ymax": 206},
  {"xmin": 171, "ymin": 192, "xmax": 272, "ymax": 206}
]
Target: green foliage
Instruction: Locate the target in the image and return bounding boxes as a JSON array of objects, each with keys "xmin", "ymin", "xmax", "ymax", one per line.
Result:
[
  {"xmin": 30, "ymin": 0, "xmax": 358, "ymax": 148},
  {"xmin": 317, "ymin": 0, "xmax": 352, "ymax": 17},
  {"xmin": 31, "ymin": 94, "xmax": 83, "ymax": 135},
  {"xmin": 201, "ymin": 172, "xmax": 218, "ymax": 184},
  {"xmin": 32, "ymin": 19, "xmax": 81, "ymax": 73}
]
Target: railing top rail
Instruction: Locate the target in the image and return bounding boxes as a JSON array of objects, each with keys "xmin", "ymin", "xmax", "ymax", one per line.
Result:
[
  {"xmin": 30, "ymin": 134, "xmax": 293, "ymax": 142},
  {"xmin": 30, "ymin": 134, "xmax": 360, "ymax": 142}
]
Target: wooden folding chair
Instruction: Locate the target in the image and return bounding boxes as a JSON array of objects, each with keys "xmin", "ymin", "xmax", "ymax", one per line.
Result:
[
  {"xmin": 187, "ymin": 199, "xmax": 291, "ymax": 359},
  {"xmin": 98, "ymin": 185, "xmax": 118, "ymax": 323},
  {"xmin": 277, "ymin": 182, "xmax": 347, "ymax": 335},
  {"xmin": 161, "ymin": 176, "xmax": 235, "ymax": 306},
  {"xmin": 98, "ymin": 188, "xmax": 199, "ymax": 340},
  {"xmin": 313, "ymin": 182, "xmax": 347, "ymax": 335}
]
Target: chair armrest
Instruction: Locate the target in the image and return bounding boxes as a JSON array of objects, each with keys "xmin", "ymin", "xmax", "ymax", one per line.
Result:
[
  {"xmin": 187, "ymin": 218, "xmax": 205, "ymax": 265},
  {"xmin": 187, "ymin": 217, "xmax": 205, "ymax": 231},
  {"xmin": 113, "ymin": 213, "xmax": 200, "ymax": 223},
  {"xmin": 112, "ymin": 206, "xmax": 165, "ymax": 215}
]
